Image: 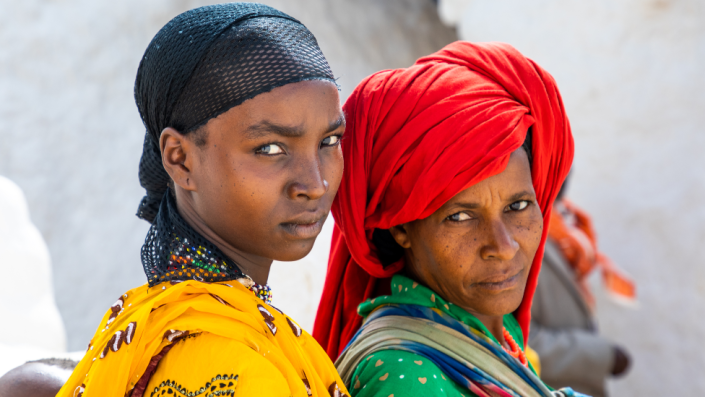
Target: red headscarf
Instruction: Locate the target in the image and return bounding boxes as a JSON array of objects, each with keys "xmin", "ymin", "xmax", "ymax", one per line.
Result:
[{"xmin": 313, "ymin": 42, "xmax": 574, "ymax": 359}]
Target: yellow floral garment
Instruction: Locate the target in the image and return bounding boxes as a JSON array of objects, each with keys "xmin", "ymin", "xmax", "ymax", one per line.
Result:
[{"xmin": 57, "ymin": 280, "xmax": 349, "ymax": 397}]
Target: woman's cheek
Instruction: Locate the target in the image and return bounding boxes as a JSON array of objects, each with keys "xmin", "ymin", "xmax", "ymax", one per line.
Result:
[
  {"xmin": 322, "ymin": 151, "xmax": 344, "ymax": 188},
  {"xmin": 525, "ymin": 213, "xmax": 544, "ymax": 253},
  {"xmin": 446, "ymin": 230, "xmax": 475, "ymax": 274}
]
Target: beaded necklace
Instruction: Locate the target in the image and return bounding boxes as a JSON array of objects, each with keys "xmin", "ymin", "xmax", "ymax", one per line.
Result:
[
  {"xmin": 142, "ymin": 192, "xmax": 274, "ymax": 304},
  {"xmin": 163, "ymin": 237, "xmax": 270, "ymax": 302},
  {"xmin": 237, "ymin": 275, "xmax": 273, "ymax": 304},
  {"xmin": 502, "ymin": 327, "xmax": 528, "ymax": 367},
  {"xmin": 166, "ymin": 236, "xmax": 273, "ymax": 304}
]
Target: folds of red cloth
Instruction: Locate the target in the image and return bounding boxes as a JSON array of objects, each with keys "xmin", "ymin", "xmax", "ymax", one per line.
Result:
[{"xmin": 313, "ymin": 41, "xmax": 574, "ymax": 359}]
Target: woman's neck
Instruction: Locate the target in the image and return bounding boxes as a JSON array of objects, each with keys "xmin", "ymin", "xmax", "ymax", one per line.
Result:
[
  {"xmin": 174, "ymin": 191, "xmax": 273, "ymax": 285},
  {"xmin": 465, "ymin": 309, "xmax": 507, "ymax": 348},
  {"xmin": 402, "ymin": 268, "xmax": 508, "ymax": 347}
]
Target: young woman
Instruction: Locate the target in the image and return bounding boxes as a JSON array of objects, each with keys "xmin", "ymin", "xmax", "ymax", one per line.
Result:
[
  {"xmin": 313, "ymin": 42, "xmax": 583, "ymax": 396},
  {"xmin": 58, "ymin": 4, "xmax": 349, "ymax": 397}
]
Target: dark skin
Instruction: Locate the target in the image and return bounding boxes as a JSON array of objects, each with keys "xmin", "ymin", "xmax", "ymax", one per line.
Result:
[
  {"xmin": 160, "ymin": 79, "xmax": 344, "ymax": 285},
  {"xmin": 0, "ymin": 362, "xmax": 72, "ymax": 397},
  {"xmin": 612, "ymin": 347, "xmax": 630, "ymax": 376},
  {"xmin": 390, "ymin": 149, "xmax": 542, "ymax": 348}
]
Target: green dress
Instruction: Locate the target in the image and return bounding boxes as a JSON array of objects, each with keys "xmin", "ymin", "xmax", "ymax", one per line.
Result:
[{"xmin": 348, "ymin": 274, "xmax": 535, "ymax": 397}]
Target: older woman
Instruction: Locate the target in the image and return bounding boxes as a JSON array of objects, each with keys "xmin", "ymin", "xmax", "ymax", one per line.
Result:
[
  {"xmin": 313, "ymin": 42, "xmax": 579, "ymax": 396},
  {"xmin": 58, "ymin": 4, "xmax": 349, "ymax": 397}
]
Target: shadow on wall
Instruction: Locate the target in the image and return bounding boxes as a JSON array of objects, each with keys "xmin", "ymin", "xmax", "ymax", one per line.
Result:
[{"xmin": 0, "ymin": 0, "xmax": 456, "ymax": 351}]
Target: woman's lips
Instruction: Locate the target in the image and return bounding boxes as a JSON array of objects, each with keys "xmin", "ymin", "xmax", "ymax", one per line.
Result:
[
  {"xmin": 280, "ymin": 213, "xmax": 327, "ymax": 240},
  {"xmin": 473, "ymin": 269, "xmax": 523, "ymax": 292}
]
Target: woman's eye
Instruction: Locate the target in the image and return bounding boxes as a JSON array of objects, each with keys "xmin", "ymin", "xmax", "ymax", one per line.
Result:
[
  {"xmin": 448, "ymin": 212, "xmax": 472, "ymax": 222},
  {"xmin": 256, "ymin": 144, "xmax": 285, "ymax": 155},
  {"xmin": 508, "ymin": 200, "xmax": 530, "ymax": 211},
  {"xmin": 321, "ymin": 135, "xmax": 342, "ymax": 147}
]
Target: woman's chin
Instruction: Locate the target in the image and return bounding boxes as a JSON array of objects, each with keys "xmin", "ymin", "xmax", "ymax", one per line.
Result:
[
  {"xmin": 471, "ymin": 303, "xmax": 523, "ymax": 318},
  {"xmin": 271, "ymin": 240, "xmax": 317, "ymax": 262},
  {"xmin": 460, "ymin": 290, "xmax": 525, "ymax": 318}
]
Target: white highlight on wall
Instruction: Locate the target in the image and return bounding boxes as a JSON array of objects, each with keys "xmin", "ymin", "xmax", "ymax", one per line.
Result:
[{"xmin": 0, "ymin": 176, "xmax": 66, "ymax": 352}]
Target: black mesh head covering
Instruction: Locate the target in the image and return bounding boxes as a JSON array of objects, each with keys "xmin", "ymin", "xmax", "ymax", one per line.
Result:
[
  {"xmin": 135, "ymin": 2, "xmax": 335, "ymax": 222},
  {"xmin": 134, "ymin": 3, "xmax": 336, "ymax": 286}
]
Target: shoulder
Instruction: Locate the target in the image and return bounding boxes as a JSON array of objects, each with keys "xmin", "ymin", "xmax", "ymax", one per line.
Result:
[
  {"xmin": 0, "ymin": 362, "xmax": 73, "ymax": 397},
  {"xmin": 349, "ymin": 350, "xmax": 471, "ymax": 397},
  {"xmin": 297, "ymin": 329, "xmax": 349, "ymax": 389},
  {"xmin": 146, "ymin": 332, "xmax": 290, "ymax": 397}
]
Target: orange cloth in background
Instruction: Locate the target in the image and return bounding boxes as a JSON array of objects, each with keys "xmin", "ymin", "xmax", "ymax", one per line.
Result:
[{"xmin": 548, "ymin": 198, "xmax": 636, "ymax": 307}]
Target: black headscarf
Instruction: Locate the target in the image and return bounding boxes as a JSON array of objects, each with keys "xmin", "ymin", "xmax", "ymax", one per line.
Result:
[
  {"xmin": 135, "ymin": 2, "xmax": 336, "ymax": 223},
  {"xmin": 134, "ymin": 3, "xmax": 336, "ymax": 286}
]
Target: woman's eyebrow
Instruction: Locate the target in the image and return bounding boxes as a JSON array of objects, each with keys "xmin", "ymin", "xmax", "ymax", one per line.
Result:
[
  {"xmin": 326, "ymin": 115, "xmax": 345, "ymax": 133},
  {"xmin": 507, "ymin": 190, "xmax": 535, "ymax": 202},
  {"xmin": 246, "ymin": 121, "xmax": 305, "ymax": 139},
  {"xmin": 245, "ymin": 115, "xmax": 345, "ymax": 139},
  {"xmin": 447, "ymin": 190, "xmax": 535, "ymax": 210},
  {"xmin": 450, "ymin": 202, "xmax": 480, "ymax": 210}
]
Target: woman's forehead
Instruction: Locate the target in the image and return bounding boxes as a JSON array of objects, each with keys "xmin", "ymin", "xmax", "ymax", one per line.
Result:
[
  {"xmin": 442, "ymin": 151, "xmax": 534, "ymax": 208},
  {"xmin": 200, "ymin": 81, "xmax": 342, "ymax": 139}
]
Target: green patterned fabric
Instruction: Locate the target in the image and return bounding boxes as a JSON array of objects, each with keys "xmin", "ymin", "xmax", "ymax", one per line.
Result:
[
  {"xmin": 348, "ymin": 274, "xmax": 534, "ymax": 397},
  {"xmin": 350, "ymin": 349, "xmax": 470, "ymax": 397},
  {"xmin": 357, "ymin": 275, "xmax": 526, "ymax": 347}
]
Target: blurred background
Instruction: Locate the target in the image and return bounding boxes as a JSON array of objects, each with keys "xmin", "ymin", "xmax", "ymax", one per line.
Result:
[{"xmin": 0, "ymin": 0, "xmax": 703, "ymax": 395}]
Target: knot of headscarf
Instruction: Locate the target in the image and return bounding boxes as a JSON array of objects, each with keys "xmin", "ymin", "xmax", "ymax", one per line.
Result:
[
  {"xmin": 134, "ymin": 2, "xmax": 335, "ymax": 223},
  {"xmin": 312, "ymin": 41, "xmax": 574, "ymax": 359}
]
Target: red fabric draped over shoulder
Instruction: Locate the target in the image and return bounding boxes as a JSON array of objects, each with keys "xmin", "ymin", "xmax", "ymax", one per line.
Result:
[{"xmin": 313, "ymin": 41, "xmax": 574, "ymax": 359}]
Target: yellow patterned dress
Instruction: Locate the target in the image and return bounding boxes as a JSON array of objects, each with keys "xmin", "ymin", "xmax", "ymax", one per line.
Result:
[{"xmin": 57, "ymin": 280, "xmax": 349, "ymax": 397}]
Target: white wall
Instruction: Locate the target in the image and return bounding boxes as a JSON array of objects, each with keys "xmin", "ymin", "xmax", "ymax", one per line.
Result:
[
  {"xmin": 0, "ymin": 0, "xmax": 455, "ymax": 351},
  {"xmin": 0, "ymin": 176, "xmax": 65, "ymax": 352},
  {"xmin": 438, "ymin": 0, "xmax": 705, "ymax": 395}
]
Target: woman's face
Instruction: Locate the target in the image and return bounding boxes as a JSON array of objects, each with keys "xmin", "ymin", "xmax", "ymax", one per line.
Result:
[
  {"xmin": 391, "ymin": 149, "xmax": 542, "ymax": 318},
  {"xmin": 163, "ymin": 80, "xmax": 344, "ymax": 262}
]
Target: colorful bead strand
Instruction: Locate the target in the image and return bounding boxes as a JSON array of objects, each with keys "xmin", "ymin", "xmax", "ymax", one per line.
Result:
[
  {"xmin": 502, "ymin": 327, "xmax": 528, "ymax": 367},
  {"xmin": 237, "ymin": 276, "xmax": 273, "ymax": 305}
]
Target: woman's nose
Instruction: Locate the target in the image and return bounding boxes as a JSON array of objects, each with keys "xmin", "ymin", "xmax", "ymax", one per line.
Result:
[
  {"xmin": 286, "ymin": 155, "xmax": 329, "ymax": 200},
  {"xmin": 479, "ymin": 219, "xmax": 520, "ymax": 261}
]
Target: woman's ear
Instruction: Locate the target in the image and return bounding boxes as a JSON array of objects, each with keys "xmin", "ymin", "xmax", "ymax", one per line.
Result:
[
  {"xmin": 160, "ymin": 127, "xmax": 197, "ymax": 192},
  {"xmin": 389, "ymin": 224, "xmax": 412, "ymax": 249}
]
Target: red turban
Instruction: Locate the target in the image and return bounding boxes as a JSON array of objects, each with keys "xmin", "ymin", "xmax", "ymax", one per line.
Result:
[{"xmin": 313, "ymin": 41, "xmax": 574, "ymax": 359}]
